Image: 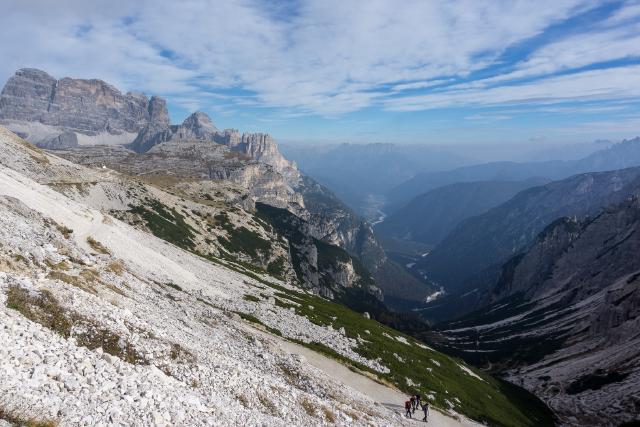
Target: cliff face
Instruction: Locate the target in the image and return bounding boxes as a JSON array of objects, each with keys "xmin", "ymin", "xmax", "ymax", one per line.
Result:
[
  {"xmin": 435, "ymin": 197, "xmax": 640, "ymax": 426},
  {"xmin": 0, "ymin": 68, "xmax": 166, "ymax": 147},
  {"xmin": 255, "ymin": 202, "xmax": 382, "ymax": 302},
  {"xmin": 130, "ymin": 111, "xmax": 300, "ymax": 185}
]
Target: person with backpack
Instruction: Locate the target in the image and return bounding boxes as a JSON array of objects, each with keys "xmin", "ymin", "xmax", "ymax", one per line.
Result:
[
  {"xmin": 410, "ymin": 395, "xmax": 416, "ymax": 412},
  {"xmin": 415, "ymin": 393, "xmax": 421, "ymax": 411},
  {"xmin": 421, "ymin": 402, "xmax": 430, "ymax": 422},
  {"xmin": 404, "ymin": 400, "xmax": 412, "ymax": 418}
]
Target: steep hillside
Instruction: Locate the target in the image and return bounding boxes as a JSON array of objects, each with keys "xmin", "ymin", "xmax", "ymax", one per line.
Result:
[
  {"xmin": 0, "ymin": 127, "xmax": 554, "ymax": 426},
  {"xmin": 297, "ymin": 176, "xmax": 435, "ymax": 306},
  {"xmin": 417, "ymin": 167, "xmax": 640, "ymax": 300},
  {"xmin": 388, "ymin": 137, "xmax": 640, "ymax": 211},
  {"xmin": 377, "ymin": 179, "xmax": 547, "ymax": 246},
  {"xmin": 0, "ymin": 68, "xmax": 425, "ymax": 307},
  {"xmin": 434, "ymin": 197, "xmax": 640, "ymax": 426},
  {"xmin": 0, "ymin": 130, "xmax": 379, "ymax": 312}
]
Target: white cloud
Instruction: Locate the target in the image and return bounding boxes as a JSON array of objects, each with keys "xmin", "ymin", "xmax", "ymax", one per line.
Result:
[
  {"xmin": 603, "ymin": 0, "xmax": 640, "ymax": 25},
  {"xmin": 470, "ymin": 23, "xmax": 640, "ymax": 86},
  {"xmin": 1, "ymin": 0, "xmax": 635, "ymax": 117},
  {"xmin": 384, "ymin": 65, "xmax": 640, "ymax": 111}
]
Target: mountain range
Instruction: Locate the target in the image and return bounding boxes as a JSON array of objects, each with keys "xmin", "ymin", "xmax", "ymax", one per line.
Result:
[
  {"xmin": 0, "ymin": 68, "xmax": 557, "ymax": 426},
  {"xmin": 377, "ymin": 178, "xmax": 549, "ymax": 246},
  {"xmin": 0, "ymin": 68, "xmax": 433, "ymax": 308},
  {"xmin": 387, "ymin": 138, "xmax": 640, "ymax": 212},
  {"xmin": 3, "ymin": 67, "xmax": 640, "ymax": 426},
  {"xmin": 414, "ymin": 167, "xmax": 640, "ymax": 320}
]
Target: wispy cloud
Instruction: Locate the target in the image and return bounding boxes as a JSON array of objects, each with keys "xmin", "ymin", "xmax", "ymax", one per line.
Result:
[
  {"xmin": 0, "ymin": 0, "xmax": 638, "ymax": 124},
  {"xmin": 384, "ymin": 65, "xmax": 640, "ymax": 111}
]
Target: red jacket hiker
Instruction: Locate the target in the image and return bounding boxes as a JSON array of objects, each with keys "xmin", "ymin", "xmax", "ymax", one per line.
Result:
[{"xmin": 404, "ymin": 400, "xmax": 412, "ymax": 418}]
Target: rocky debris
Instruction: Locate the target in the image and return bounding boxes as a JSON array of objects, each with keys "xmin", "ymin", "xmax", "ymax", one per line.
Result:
[
  {"xmin": 38, "ymin": 130, "xmax": 79, "ymax": 150},
  {"xmin": 0, "ymin": 180, "xmax": 411, "ymax": 427}
]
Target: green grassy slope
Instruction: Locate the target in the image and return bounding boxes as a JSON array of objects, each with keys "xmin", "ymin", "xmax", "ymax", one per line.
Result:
[
  {"xmin": 262, "ymin": 285, "xmax": 555, "ymax": 427},
  {"xmin": 124, "ymin": 197, "xmax": 555, "ymax": 426}
]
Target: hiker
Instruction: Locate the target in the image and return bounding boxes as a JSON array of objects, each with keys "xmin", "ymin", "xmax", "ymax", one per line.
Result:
[
  {"xmin": 404, "ymin": 400, "xmax": 412, "ymax": 418},
  {"xmin": 410, "ymin": 395, "xmax": 416, "ymax": 412},
  {"xmin": 421, "ymin": 402, "xmax": 430, "ymax": 422},
  {"xmin": 415, "ymin": 393, "xmax": 421, "ymax": 410}
]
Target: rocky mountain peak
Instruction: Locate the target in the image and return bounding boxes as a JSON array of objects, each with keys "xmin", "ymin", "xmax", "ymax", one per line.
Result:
[
  {"xmin": 182, "ymin": 111, "xmax": 216, "ymax": 131},
  {"xmin": 0, "ymin": 68, "xmax": 169, "ymax": 147},
  {"xmin": 0, "ymin": 68, "xmax": 57, "ymax": 122},
  {"xmin": 147, "ymin": 96, "xmax": 169, "ymax": 126}
]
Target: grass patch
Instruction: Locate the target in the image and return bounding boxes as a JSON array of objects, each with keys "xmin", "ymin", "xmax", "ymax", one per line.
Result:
[
  {"xmin": 265, "ymin": 285, "xmax": 554, "ymax": 427},
  {"xmin": 45, "ymin": 259, "xmax": 70, "ymax": 270},
  {"xmin": 7, "ymin": 286, "xmax": 73, "ymax": 337},
  {"xmin": 54, "ymin": 223, "xmax": 73, "ymax": 239},
  {"xmin": 236, "ymin": 394, "xmax": 250, "ymax": 408},
  {"xmin": 217, "ymin": 226, "xmax": 272, "ymax": 262},
  {"xmin": 106, "ymin": 260, "xmax": 125, "ymax": 275},
  {"xmin": 322, "ymin": 407, "xmax": 337, "ymax": 423},
  {"xmin": 257, "ymin": 394, "xmax": 279, "ymax": 416},
  {"xmin": 243, "ymin": 294, "xmax": 261, "ymax": 303},
  {"xmin": 0, "ymin": 406, "xmax": 57, "ymax": 427},
  {"xmin": 300, "ymin": 397, "xmax": 317, "ymax": 418},
  {"xmin": 6, "ymin": 285, "xmax": 145, "ymax": 364},
  {"xmin": 86, "ymin": 236, "xmax": 110, "ymax": 255},
  {"xmin": 267, "ymin": 257, "xmax": 287, "ymax": 278},
  {"xmin": 163, "ymin": 282, "xmax": 183, "ymax": 292},
  {"xmin": 236, "ymin": 311, "xmax": 283, "ymax": 336},
  {"xmin": 47, "ymin": 270, "xmax": 100, "ymax": 295},
  {"xmin": 129, "ymin": 200, "xmax": 196, "ymax": 251},
  {"xmin": 169, "ymin": 343, "xmax": 194, "ymax": 363}
]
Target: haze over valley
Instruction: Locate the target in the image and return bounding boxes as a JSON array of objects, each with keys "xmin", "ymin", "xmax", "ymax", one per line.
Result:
[{"xmin": 1, "ymin": 2, "xmax": 640, "ymax": 426}]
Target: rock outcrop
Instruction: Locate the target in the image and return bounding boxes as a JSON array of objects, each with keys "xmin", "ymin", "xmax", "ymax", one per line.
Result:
[
  {"xmin": 255, "ymin": 202, "xmax": 382, "ymax": 302},
  {"xmin": 129, "ymin": 110, "xmax": 300, "ymax": 185},
  {"xmin": 0, "ymin": 68, "xmax": 166, "ymax": 147}
]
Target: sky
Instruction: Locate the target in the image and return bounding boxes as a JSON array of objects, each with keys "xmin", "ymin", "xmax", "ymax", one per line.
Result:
[{"xmin": 2, "ymin": 0, "xmax": 640, "ymax": 145}]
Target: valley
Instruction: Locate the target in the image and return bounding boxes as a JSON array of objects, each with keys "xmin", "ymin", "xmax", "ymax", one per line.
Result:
[
  {"xmin": 0, "ymin": 69, "xmax": 556, "ymax": 426},
  {"xmin": 2, "ymin": 61, "xmax": 640, "ymax": 427},
  {"xmin": 4, "ymin": 4, "xmax": 640, "ymax": 426}
]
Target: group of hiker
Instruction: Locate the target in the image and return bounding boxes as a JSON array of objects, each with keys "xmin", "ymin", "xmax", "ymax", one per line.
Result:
[{"xmin": 404, "ymin": 394, "xmax": 429, "ymax": 422}]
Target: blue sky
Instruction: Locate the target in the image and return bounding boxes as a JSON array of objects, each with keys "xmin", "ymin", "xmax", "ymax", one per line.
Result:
[{"xmin": 2, "ymin": 0, "xmax": 640, "ymax": 145}]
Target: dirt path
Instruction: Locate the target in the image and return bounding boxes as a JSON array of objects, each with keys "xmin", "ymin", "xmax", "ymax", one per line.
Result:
[{"xmin": 279, "ymin": 340, "xmax": 480, "ymax": 426}]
